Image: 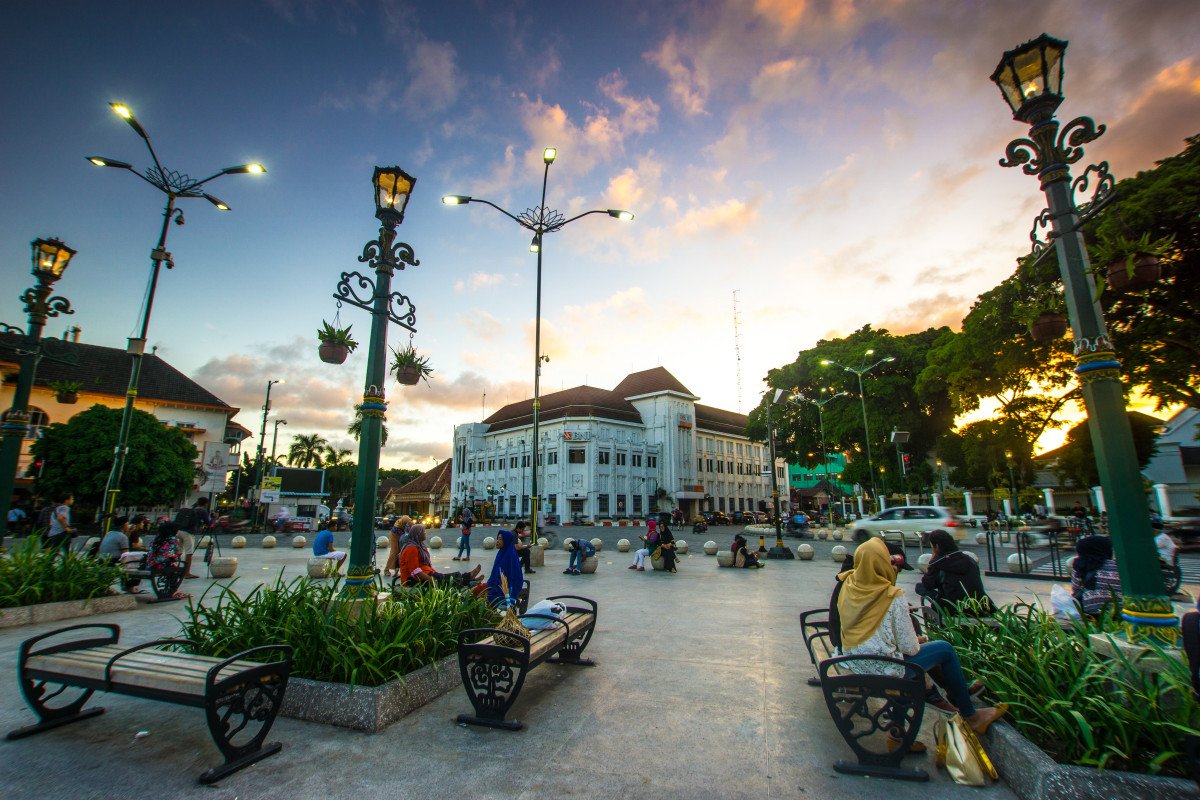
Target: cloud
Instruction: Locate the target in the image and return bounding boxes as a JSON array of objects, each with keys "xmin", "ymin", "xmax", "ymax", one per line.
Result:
[
  {"xmin": 750, "ymin": 57, "xmax": 817, "ymax": 103},
  {"xmin": 644, "ymin": 32, "xmax": 709, "ymax": 116},
  {"xmin": 402, "ymin": 40, "xmax": 462, "ymax": 113},
  {"xmin": 881, "ymin": 292, "xmax": 971, "ymax": 335},
  {"xmin": 674, "ymin": 197, "xmax": 761, "ymax": 236},
  {"xmin": 1100, "ymin": 56, "xmax": 1200, "ymax": 177}
]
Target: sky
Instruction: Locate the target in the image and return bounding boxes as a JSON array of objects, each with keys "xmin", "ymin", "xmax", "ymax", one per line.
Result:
[{"xmin": 3, "ymin": 0, "xmax": 1199, "ymax": 469}]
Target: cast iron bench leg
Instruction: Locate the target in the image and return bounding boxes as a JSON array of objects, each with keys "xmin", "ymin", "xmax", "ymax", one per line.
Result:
[
  {"xmin": 546, "ymin": 623, "xmax": 596, "ymax": 666},
  {"xmin": 455, "ymin": 630, "xmax": 533, "ymax": 730},
  {"xmin": 200, "ymin": 655, "xmax": 290, "ymax": 784}
]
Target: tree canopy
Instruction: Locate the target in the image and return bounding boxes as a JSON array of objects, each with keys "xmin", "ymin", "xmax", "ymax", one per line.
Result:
[{"xmin": 288, "ymin": 433, "xmax": 329, "ymax": 467}]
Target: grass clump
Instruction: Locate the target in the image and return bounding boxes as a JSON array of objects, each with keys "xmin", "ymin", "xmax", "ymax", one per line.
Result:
[{"xmin": 0, "ymin": 536, "xmax": 122, "ymax": 608}]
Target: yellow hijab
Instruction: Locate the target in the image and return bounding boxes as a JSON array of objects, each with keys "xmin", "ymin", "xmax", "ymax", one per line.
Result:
[{"xmin": 836, "ymin": 537, "xmax": 904, "ymax": 650}]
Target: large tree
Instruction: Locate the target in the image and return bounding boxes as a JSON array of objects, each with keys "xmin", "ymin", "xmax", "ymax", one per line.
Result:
[
  {"xmin": 32, "ymin": 404, "xmax": 197, "ymax": 513},
  {"xmin": 287, "ymin": 433, "xmax": 328, "ymax": 468}
]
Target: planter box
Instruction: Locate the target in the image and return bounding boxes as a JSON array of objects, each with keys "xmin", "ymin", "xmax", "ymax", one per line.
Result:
[
  {"xmin": 279, "ymin": 652, "xmax": 461, "ymax": 732},
  {"xmin": 0, "ymin": 593, "xmax": 138, "ymax": 630},
  {"xmin": 985, "ymin": 719, "xmax": 1197, "ymax": 800}
]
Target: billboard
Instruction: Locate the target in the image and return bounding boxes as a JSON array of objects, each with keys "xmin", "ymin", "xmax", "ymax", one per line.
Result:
[
  {"xmin": 272, "ymin": 466, "xmax": 325, "ymax": 496},
  {"xmin": 199, "ymin": 441, "xmax": 232, "ymax": 493}
]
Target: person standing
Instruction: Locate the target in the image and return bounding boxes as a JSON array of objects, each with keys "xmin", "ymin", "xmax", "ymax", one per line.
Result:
[
  {"xmin": 7, "ymin": 504, "xmax": 27, "ymax": 536},
  {"xmin": 514, "ymin": 520, "xmax": 536, "ymax": 574},
  {"xmin": 173, "ymin": 497, "xmax": 212, "ymax": 579},
  {"xmin": 454, "ymin": 518, "xmax": 473, "ymax": 561},
  {"xmin": 43, "ymin": 493, "xmax": 75, "ymax": 552},
  {"xmin": 384, "ymin": 515, "xmax": 412, "ymax": 577}
]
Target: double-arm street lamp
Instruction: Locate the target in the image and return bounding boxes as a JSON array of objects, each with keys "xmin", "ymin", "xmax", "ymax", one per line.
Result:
[
  {"xmin": 821, "ymin": 351, "xmax": 894, "ymax": 510},
  {"xmin": 269, "ymin": 419, "xmax": 288, "ymax": 465},
  {"xmin": 252, "ymin": 379, "xmax": 283, "ymax": 532},
  {"xmin": 89, "ymin": 102, "xmax": 264, "ymax": 525},
  {"xmin": 793, "ymin": 388, "xmax": 848, "ymax": 519},
  {"xmin": 991, "ymin": 34, "xmax": 1173, "ymax": 644},
  {"xmin": 443, "ymin": 148, "xmax": 633, "ymax": 539},
  {"xmin": 332, "ymin": 166, "xmax": 420, "ymax": 598},
  {"xmin": 762, "ymin": 389, "xmax": 792, "ymax": 559},
  {"xmin": 0, "ymin": 239, "xmax": 78, "ymax": 530}
]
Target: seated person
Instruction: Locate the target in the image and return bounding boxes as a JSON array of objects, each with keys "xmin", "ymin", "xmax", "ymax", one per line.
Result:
[
  {"xmin": 1156, "ymin": 528, "xmax": 1179, "ymax": 565},
  {"xmin": 311, "ymin": 521, "xmax": 347, "ymax": 574},
  {"xmin": 915, "ymin": 530, "xmax": 995, "ymax": 615},
  {"xmin": 398, "ymin": 524, "xmax": 487, "ymax": 598},
  {"xmin": 145, "ymin": 522, "xmax": 188, "ymax": 600},
  {"xmin": 732, "ymin": 534, "xmax": 762, "ymax": 568},
  {"xmin": 98, "ymin": 515, "xmax": 146, "ymax": 594},
  {"xmin": 565, "ymin": 537, "xmax": 596, "ymax": 575},
  {"xmin": 487, "ymin": 529, "xmax": 524, "ymax": 608},
  {"xmin": 835, "ymin": 538, "xmax": 1006, "ymax": 738},
  {"xmin": 1072, "ymin": 535, "xmax": 1122, "ymax": 616}
]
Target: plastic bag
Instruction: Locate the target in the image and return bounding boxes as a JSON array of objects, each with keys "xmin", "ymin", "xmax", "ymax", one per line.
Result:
[
  {"xmin": 523, "ymin": 600, "xmax": 566, "ymax": 630},
  {"xmin": 1050, "ymin": 583, "xmax": 1080, "ymax": 621}
]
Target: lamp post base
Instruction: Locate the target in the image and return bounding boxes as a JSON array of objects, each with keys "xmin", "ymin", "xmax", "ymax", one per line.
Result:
[{"xmin": 766, "ymin": 545, "xmax": 795, "ymax": 560}]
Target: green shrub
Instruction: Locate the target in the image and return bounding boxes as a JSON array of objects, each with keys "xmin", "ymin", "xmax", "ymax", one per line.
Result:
[
  {"xmin": 933, "ymin": 603, "xmax": 1200, "ymax": 776},
  {"xmin": 179, "ymin": 575, "xmax": 495, "ymax": 687},
  {"xmin": 0, "ymin": 536, "xmax": 123, "ymax": 608}
]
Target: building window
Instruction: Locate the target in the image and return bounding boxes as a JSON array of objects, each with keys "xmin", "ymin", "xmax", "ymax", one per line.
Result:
[
  {"xmin": 487, "ymin": 459, "xmax": 495, "ymax": 470},
  {"xmin": 25, "ymin": 407, "xmax": 48, "ymax": 440},
  {"xmin": 616, "ymin": 495, "xmax": 627, "ymax": 514},
  {"xmin": 706, "ymin": 458, "xmax": 714, "ymax": 472},
  {"xmin": 598, "ymin": 494, "xmax": 610, "ymax": 514},
  {"xmin": 632, "ymin": 453, "xmax": 641, "ymax": 467},
  {"xmin": 569, "ymin": 448, "xmax": 586, "ymax": 464},
  {"xmin": 598, "ymin": 451, "xmax": 611, "ymax": 465},
  {"xmin": 647, "ymin": 455, "xmax": 657, "ymax": 468},
  {"xmin": 616, "ymin": 452, "xmax": 626, "ymax": 466},
  {"xmin": 718, "ymin": 497, "xmax": 725, "ymax": 512},
  {"xmin": 468, "ymin": 462, "xmax": 473, "ymax": 472},
  {"xmin": 698, "ymin": 457, "xmax": 703, "ymax": 472},
  {"xmin": 522, "ymin": 455, "xmax": 530, "ymax": 467},
  {"xmin": 509, "ymin": 456, "xmax": 517, "ymax": 468},
  {"xmin": 548, "ymin": 451, "xmax": 558, "ymax": 465},
  {"xmin": 717, "ymin": 461, "xmax": 724, "ymax": 474},
  {"xmin": 633, "ymin": 495, "xmax": 643, "ymax": 514}
]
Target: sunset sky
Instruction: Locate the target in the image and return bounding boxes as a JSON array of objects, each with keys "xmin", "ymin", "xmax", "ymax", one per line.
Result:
[{"xmin": 3, "ymin": 1, "xmax": 1198, "ymax": 468}]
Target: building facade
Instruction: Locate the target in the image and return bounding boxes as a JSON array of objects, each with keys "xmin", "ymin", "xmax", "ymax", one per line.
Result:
[{"xmin": 450, "ymin": 368, "xmax": 786, "ymax": 522}]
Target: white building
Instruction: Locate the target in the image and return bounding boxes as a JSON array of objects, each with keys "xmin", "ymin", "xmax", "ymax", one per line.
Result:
[{"xmin": 451, "ymin": 367, "xmax": 786, "ymax": 522}]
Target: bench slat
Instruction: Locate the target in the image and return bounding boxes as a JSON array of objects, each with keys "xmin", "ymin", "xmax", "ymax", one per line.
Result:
[
  {"xmin": 24, "ymin": 646, "xmax": 259, "ymax": 696},
  {"xmin": 34, "ymin": 644, "xmax": 257, "ymax": 676}
]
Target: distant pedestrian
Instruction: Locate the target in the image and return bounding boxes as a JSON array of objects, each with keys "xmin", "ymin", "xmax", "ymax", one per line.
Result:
[
  {"xmin": 43, "ymin": 493, "xmax": 75, "ymax": 552},
  {"xmin": 7, "ymin": 504, "xmax": 27, "ymax": 536},
  {"xmin": 172, "ymin": 497, "xmax": 211, "ymax": 579},
  {"xmin": 454, "ymin": 518, "xmax": 473, "ymax": 561},
  {"xmin": 514, "ymin": 520, "xmax": 536, "ymax": 574},
  {"xmin": 657, "ymin": 513, "xmax": 678, "ymax": 573}
]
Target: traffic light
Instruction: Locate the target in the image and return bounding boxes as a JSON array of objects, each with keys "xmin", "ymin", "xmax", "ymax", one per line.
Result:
[{"xmin": 901, "ymin": 453, "xmax": 911, "ymax": 475}]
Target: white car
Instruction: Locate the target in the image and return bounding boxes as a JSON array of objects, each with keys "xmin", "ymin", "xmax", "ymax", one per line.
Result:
[{"xmin": 851, "ymin": 506, "xmax": 966, "ymax": 542}]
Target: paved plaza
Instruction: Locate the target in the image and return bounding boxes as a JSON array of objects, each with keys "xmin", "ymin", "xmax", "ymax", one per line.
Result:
[{"xmin": 2, "ymin": 526, "xmax": 1183, "ymax": 800}]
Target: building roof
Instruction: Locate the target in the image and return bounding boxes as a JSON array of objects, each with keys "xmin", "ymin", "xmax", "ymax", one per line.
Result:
[
  {"xmin": 395, "ymin": 458, "xmax": 452, "ymax": 496},
  {"xmin": 483, "ymin": 385, "xmax": 643, "ymax": 433},
  {"xmin": 0, "ymin": 333, "xmax": 236, "ymax": 412},
  {"xmin": 612, "ymin": 367, "xmax": 696, "ymax": 399},
  {"xmin": 695, "ymin": 403, "xmax": 749, "ymax": 437}
]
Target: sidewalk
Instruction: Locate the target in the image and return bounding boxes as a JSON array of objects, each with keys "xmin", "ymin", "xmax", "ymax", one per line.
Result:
[{"xmin": 0, "ymin": 532, "xmax": 1034, "ymax": 799}]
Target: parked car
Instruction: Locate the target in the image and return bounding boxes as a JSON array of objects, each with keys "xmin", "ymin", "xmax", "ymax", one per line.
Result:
[
  {"xmin": 851, "ymin": 506, "xmax": 965, "ymax": 542},
  {"xmin": 730, "ymin": 511, "xmax": 748, "ymax": 524},
  {"xmin": 703, "ymin": 511, "xmax": 732, "ymax": 526}
]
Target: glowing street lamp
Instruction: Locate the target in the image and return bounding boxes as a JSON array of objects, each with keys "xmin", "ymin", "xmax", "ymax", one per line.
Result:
[{"xmin": 821, "ymin": 351, "xmax": 894, "ymax": 510}]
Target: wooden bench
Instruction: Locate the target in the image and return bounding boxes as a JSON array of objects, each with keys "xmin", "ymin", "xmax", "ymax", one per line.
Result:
[
  {"xmin": 799, "ymin": 607, "xmax": 929, "ymax": 781},
  {"xmin": 456, "ymin": 594, "xmax": 598, "ymax": 730},
  {"xmin": 6, "ymin": 623, "xmax": 292, "ymax": 784}
]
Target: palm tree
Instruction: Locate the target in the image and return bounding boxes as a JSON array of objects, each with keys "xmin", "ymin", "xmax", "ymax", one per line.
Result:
[
  {"xmin": 323, "ymin": 446, "xmax": 353, "ymax": 468},
  {"xmin": 348, "ymin": 410, "xmax": 389, "ymax": 446},
  {"xmin": 288, "ymin": 433, "xmax": 329, "ymax": 468}
]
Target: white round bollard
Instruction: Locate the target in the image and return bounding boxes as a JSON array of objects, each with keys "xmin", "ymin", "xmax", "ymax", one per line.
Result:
[
  {"xmin": 831, "ymin": 544, "xmax": 848, "ymax": 562},
  {"xmin": 376, "ymin": 535, "xmax": 388, "ymax": 549},
  {"xmin": 292, "ymin": 535, "xmax": 306, "ymax": 549},
  {"xmin": 209, "ymin": 556, "xmax": 238, "ymax": 579},
  {"xmin": 917, "ymin": 553, "xmax": 932, "ymax": 574},
  {"xmin": 675, "ymin": 540, "xmax": 688, "ymax": 554},
  {"xmin": 198, "ymin": 535, "xmax": 213, "ymax": 549},
  {"xmin": 483, "ymin": 536, "xmax": 496, "ymax": 550},
  {"xmin": 716, "ymin": 551, "xmax": 735, "ymax": 567},
  {"xmin": 817, "ymin": 529, "xmax": 829, "ymax": 541},
  {"xmin": 797, "ymin": 543, "xmax": 814, "ymax": 561},
  {"xmin": 617, "ymin": 538, "xmax": 631, "ymax": 552},
  {"xmin": 581, "ymin": 555, "xmax": 599, "ymax": 574},
  {"xmin": 429, "ymin": 535, "xmax": 443, "ymax": 549},
  {"xmin": 975, "ymin": 531, "xmax": 988, "ymax": 545},
  {"xmin": 231, "ymin": 535, "xmax": 247, "ymax": 549},
  {"xmin": 703, "ymin": 540, "xmax": 718, "ymax": 555},
  {"xmin": 261, "ymin": 535, "xmax": 277, "ymax": 549},
  {"xmin": 307, "ymin": 557, "xmax": 334, "ymax": 578},
  {"xmin": 83, "ymin": 536, "xmax": 100, "ymax": 553},
  {"xmin": 563, "ymin": 537, "xmax": 575, "ymax": 552},
  {"xmin": 831, "ymin": 529, "xmax": 844, "ymax": 541},
  {"xmin": 590, "ymin": 537, "xmax": 603, "ymax": 552},
  {"xmin": 1007, "ymin": 553, "xmax": 1031, "ymax": 573}
]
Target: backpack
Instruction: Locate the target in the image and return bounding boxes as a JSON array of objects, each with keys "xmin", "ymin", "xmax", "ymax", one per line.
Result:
[
  {"xmin": 37, "ymin": 505, "xmax": 54, "ymax": 531},
  {"xmin": 173, "ymin": 506, "xmax": 197, "ymax": 531}
]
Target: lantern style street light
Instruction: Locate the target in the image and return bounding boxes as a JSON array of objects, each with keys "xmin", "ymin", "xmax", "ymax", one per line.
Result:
[
  {"xmin": 332, "ymin": 166, "xmax": 420, "ymax": 598},
  {"xmin": 991, "ymin": 34, "xmax": 1173, "ymax": 645},
  {"xmin": 89, "ymin": 102, "xmax": 264, "ymax": 526},
  {"xmin": 0, "ymin": 239, "xmax": 78, "ymax": 530},
  {"xmin": 443, "ymin": 148, "xmax": 633, "ymax": 542},
  {"xmin": 793, "ymin": 388, "xmax": 848, "ymax": 520},
  {"xmin": 821, "ymin": 351, "xmax": 894, "ymax": 510}
]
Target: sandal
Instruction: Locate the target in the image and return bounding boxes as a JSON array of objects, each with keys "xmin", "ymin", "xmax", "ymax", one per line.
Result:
[
  {"xmin": 887, "ymin": 735, "xmax": 927, "ymax": 754},
  {"xmin": 969, "ymin": 703, "xmax": 1008, "ymax": 736}
]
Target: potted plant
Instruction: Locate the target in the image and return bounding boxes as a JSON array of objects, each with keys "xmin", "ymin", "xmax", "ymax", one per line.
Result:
[
  {"xmin": 1013, "ymin": 293, "xmax": 1068, "ymax": 342},
  {"xmin": 390, "ymin": 342, "xmax": 432, "ymax": 386},
  {"xmin": 49, "ymin": 380, "xmax": 82, "ymax": 404},
  {"xmin": 317, "ymin": 321, "xmax": 358, "ymax": 364},
  {"xmin": 1089, "ymin": 232, "xmax": 1174, "ymax": 293}
]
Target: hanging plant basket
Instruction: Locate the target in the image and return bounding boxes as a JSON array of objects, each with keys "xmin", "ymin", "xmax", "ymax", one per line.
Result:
[
  {"xmin": 1106, "ymin": 255, "xmax": 1161, "ymax": 293},
  {"xmin": 55, "ymin": 391, "xmax": 78, "ymax": 405},
  {"xmin": 396, "ymin": 365, "xmax": 422, "ymax": 385},
  {"xmin": 318, "ymin": 342, "xmax": 350, "ymax": 364},
  {"xmin": 1029, "ymin": 311, "xmax": 1068, "ymax": 342}
]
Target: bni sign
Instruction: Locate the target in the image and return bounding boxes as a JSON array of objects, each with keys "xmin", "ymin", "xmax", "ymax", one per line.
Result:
[{"xmin": 563, "ymin": 431, "xmax": 590, "ymax": 441}]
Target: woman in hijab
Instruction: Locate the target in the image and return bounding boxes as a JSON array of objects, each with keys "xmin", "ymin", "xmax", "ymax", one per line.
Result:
[
  {"xmin": 398, "ymin": 524, "xmax": 487, "ymax": 597},
  {"xmin": 629, "ymin": 518, "xmax": 658, "ymax": 571},
  {"xmin": 732, "ymin": 533, "xmax": 762, "ymax": 568},
  {"xmin": 1072, "ymin": 535, "xmax": 1122, "ymax": 616},
  {"xmin": 487, "ymin": 529, "xmax": 525, "ymax": 608},
  {"xmin": 837, "ymin": 538, "xmax": 1005, "ymax": 736},
  {"xmin": 657, "ymin": 513, "xmax": 678, "ymax": 573},
  {"xmin": 384, "ymin": 515, "xmax": 413, "ymax": 577}
]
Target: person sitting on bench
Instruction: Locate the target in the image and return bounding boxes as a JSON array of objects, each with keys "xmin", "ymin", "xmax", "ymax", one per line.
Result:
[
  {"xmin": 915, "ymin": 530, "xmax": 995, "ymax": 615},
  {"xmin": 836, "ymin": 538, "xmax": 1005, "ymax": 738},
  {"xmin": 311, "ymin": 521, "xmax": 347, "ymax": 575},
  {"xmin": 398, "ymin": 524, "xmax": 487, "ymax": 598},
  {"xmin": 98, "ymin": 515, "xmax": 146, "ymax": 594},
  {"xmin": 487, "ymin": 529, "xmax": 524, "ymax": 607},
  {"xmin": 146, "ymin": 522, "xmax": 188, "ymax": 600}
]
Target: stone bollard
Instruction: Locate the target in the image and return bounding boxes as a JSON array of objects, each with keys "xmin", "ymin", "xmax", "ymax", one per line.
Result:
[
  {"xmin": 831, "ymin": 530, "xmax": 844, "ymax": 541},
  {"xmin": 531, "ymin": 544, "xmax": 545, "ymax": 567},
  {"xmin": 675, "ymin": 540, "xmax": 688, "ymax": 554},
  {"xmin": 483, "ymin": 536, "xmax": 496, "ymax": 550},
  {"xmin": 964, "ymin": 550, "xmax": 979, "ymax": 563},
  {"xmin": 292, "ymin": 535, "xmax": 307, "ymax": 549},
  {"xmin": 307, "ymin": 557, "xmax": 334, "ymax": 579},
  {"xmin": 231, "ymin": 535, "xmax": 247, "ymax": 549},
  {"xmin": 538, "ymin": 537, "xmax": 549, "ymax": 547},
  {"xmin": 261, "ymin": 535, "xmax": 277, "ymax": 548},
  {"xmin": 797, "ymin": 543, "xmax": 814, "ymax": 560},
  {"xmin": 209, "ymin": 556, "xmax": 238, "ymax": 579},
  {"xmin": 816, "ymin": 529, "xmax": 828, "ymax": 540},
  {"xmin": 716, "ymin": 551, "xmax": 734, "ymax": 567},
  {"xmin": 429, "ymin": 535, "xmax": 443, "ymax": 549},
  {"xmin": 580, "ymin": 555, "xmax": 598, "ymax": 574},
  {"xmin": 590, "ymin": 537, "xmax": 603, "ymax": 552},
  {"xmin": 975, "ymin": 531, "xmax": 988, "ymax": 545},
  {"xmin": 917, "ymin": 553, "xmax": 932, "ymax": 574},
  {"xmin": 83, "ymin": 536, "xmax": 100, "ymax": 553},
  {"xmin": 651, "ymin": 554, "xmax": 666, "ymax": 571},
  {"xmin": 617, "ymin": 538, "xmax": 631, "ymax": 552},
  {"xmin": 1007, "ymin": 553, "xmax": 1030, "ymax": 573},
  {"xmin": 831, "ymin": 544, "xmax": 848, "ymax": 562},
  {"xmin": 376, "ymin": 535, "xmax": 388, "ymax": 549},
  {"xmin": 198, "ymin": 535, "xmax": 213, "ymax": 549},
  {"xmin": 704, "ymin": 540, "xmax": 718, "ymax": 555}
]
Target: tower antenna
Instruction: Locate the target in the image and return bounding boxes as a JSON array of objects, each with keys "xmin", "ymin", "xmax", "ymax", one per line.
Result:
[{"xmin": 733, "ymin": 289, "xmax": 743, "ymax": 412}]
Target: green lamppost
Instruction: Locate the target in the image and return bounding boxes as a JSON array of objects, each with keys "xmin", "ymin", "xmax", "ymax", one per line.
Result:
[
  {"xmin": 991, "ymin": 34, "xmax": 1173, "ymax": 644},
  {"xmin": 88, "ymin": 102, "xmax": 264, "ymax": 525},
  {"xmin": 763, "ymin": 388, "xmax": 792, "ymax": 559},
  {"xmin": 0, "ymin": 239, "xmax": 77, "ymax": 530},
  {"xmin": 795, "ymin": 388, "xmax": 848, "ymax": 521},
  {"xmin": 821, "ymin": 351, "xmax": 894, "ymax": 511},
  {"xmin": 443, "ymin": 149, "xmax": 633, "ymax": 543},
  {"xmin": 332, "ymin": 166, "xmax": 419, "ymax": 598}
]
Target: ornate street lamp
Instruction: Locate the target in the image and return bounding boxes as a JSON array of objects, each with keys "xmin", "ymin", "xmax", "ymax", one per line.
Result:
[
  {"xmin": 991, "ymin": 34, "xmax": 1173, "ymax": 645},
  {"xmin": 332, "ymin": 166, "xmax": 420, "ymax": 598},
  {"xmin": 0, "ymin": 239, "xmax": 78, "ymax": 530},
  {"xmin": 90, "ymin": 102, "xmax": 264, "ymax": 525},
  {"xmin": 821, "ymin": 351, "xmax": 894, "ymax": 511},
  {"xmin": 443, "ymin": 149, "xmax": 633, "ymax": 546}
]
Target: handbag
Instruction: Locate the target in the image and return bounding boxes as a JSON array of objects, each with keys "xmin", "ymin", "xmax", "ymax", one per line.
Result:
[{"xmin": 934, "ymin": 713, "xmax": 998, "ymax": 786}]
